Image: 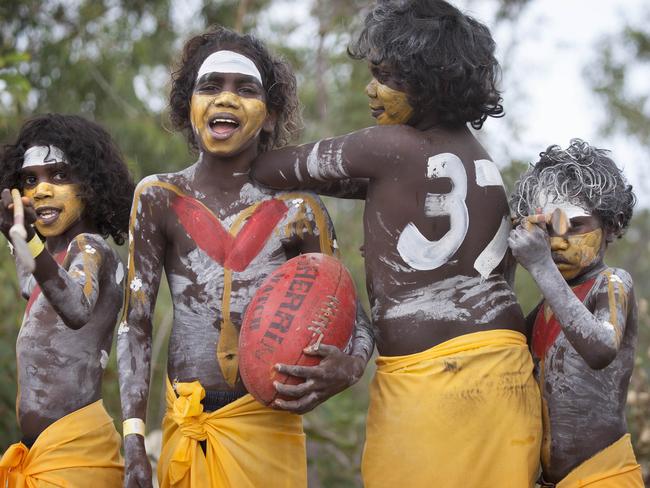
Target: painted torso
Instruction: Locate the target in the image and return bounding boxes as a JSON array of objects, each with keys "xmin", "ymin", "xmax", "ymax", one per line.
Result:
[
  {"xmin": 126, "ymin": 165, "xmax": 334, "ymax": 392},
  {"xmin": 16, "ymin": 234, "xmax": 123, "ymax": 439},
  {"xmin": 363, "ymin": 128, "xmax": 525, "ymax": 355},
  {"xmin": 532, "ymin": 267, "xmax": 637, "ymax": 480}
]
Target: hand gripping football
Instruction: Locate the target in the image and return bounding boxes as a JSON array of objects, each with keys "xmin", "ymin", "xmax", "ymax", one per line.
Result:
[{"xmin": 239, "ymin": 253, "xmax": 356, "ymax": 405}]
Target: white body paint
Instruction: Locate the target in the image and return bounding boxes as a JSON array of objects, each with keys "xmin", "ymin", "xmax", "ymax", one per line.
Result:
[
  {"xmin": 196, "ymin": 50, "xmax": 263, "ymax": 85},
  {"xmin": 100, "ymin": 350, "xmax": 109, "ymax": 369},
  {"xmin": 117, "ymin": 321, "xmax": 129, "ymax": 335},
  {"xmin": 397, "ymin": 153, "xmax": 469, "ymax": 270},
  {"xmin": 23, "ymin": 145, "xmax": 68, "ymax": 168},
  {"xmin": 130, "ymin": 277, "xmax": 142, "ymax": 292},
  {"xmin": 474, "ymin": 216, "xmax": 511, "ymax": 279},
  {"xmin": 115, "ymin": 262, "xmax": 124, "ymax": 285},
  {"xmin": 474, "ymin": 159, "xmax": 504, "ymax": 188}
]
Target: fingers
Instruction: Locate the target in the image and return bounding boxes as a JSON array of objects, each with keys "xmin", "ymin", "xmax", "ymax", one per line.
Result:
[
  {"xmin": 275, "ymin": 363, "xmax": 325, "ymax": 379},
  {"xmin": 274, "ymin": 379, "xmax": 314, "ymax": 397},
  {"xmin": 303, "ymin": 343, "xmax": 340, "ymax": 356},
  {"xmin": 1, "ymin": 189, "xmax": 11, "ymax": 209},
  {"xmin": 273, "ymin": 392, "xmax": 320, "ymax": 414}
]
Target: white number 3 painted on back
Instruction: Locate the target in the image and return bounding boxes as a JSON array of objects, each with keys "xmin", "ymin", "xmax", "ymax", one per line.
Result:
[{"xmin": 397, "ymin": 153, "xmax": 469, "ymax": 271}]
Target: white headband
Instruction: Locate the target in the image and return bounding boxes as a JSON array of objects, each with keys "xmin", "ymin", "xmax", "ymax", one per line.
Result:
[
  {"xmin": 23, "ymin": 145, "xmax": 68, "ymax": 168},
  {"xmin": 537, "ymin": 190, "xmax": 590, "ymax": 219},
  {"xmin": 196, "ymin": 50, "xmax": 263, "ymax": 86}
]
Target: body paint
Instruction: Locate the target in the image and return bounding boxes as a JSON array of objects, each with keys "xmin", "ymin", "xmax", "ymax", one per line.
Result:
[
  {"xmin": 366, "ymin": 78, "xmax": 413, "ymax": 125},
  {"xmin": 23, "ymin": 183, "xmax": 84, "ymax": 237},
  {"xmin": 473, "ymin": 216, "xmax": 511, "ymax": 279},
  {"xmin": 22, "ymin": 145, "xmax": 68, "ymax": 167},
  {"xmin": 551, "ymin": 228, "xmax": 603, "ymax": 280},
  {"xmin": 474, "ymin": 159, "xmax": 505, "ymax": 188},
  {"xmin": 306, "ymin": 141, "xmax": 350, "ymax": 181},
  {"xmin": 397, "ymin": 153, "xmax": 468, "ymax": 270}
]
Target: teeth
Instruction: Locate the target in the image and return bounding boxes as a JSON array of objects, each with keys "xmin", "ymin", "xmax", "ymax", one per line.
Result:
[{"xmin": 210, "ymin": 118, "xmax": 238, "ymax": 126}]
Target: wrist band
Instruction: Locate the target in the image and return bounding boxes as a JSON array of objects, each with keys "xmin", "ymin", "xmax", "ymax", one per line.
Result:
[
  {"xmin": 122, "ymin": 418, "xmax": 146, "ymax": 437},
  {"xmin": 27, "ymin": 234, "xmax": 44, "ymax": 258}
]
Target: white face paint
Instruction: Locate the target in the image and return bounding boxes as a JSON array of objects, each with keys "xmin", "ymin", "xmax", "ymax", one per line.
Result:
[
  {"xmin": 397, "ymin": 153, "xmax": 469, "ymax": 270},
  {"xmin": 537, "ymin": 190, "xmax": 590, "ymax": 219},
  {"xmin": 22, "ymin": 145, "xmax": 68, "ymax": 168},
  {"xmin": 196, "ymin": 50, "xmax": 263, "ymax": 85}
]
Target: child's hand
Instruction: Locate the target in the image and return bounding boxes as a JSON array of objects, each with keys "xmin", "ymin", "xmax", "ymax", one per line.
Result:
[
  {"xmin": 508, "ymin": 215, "xmax": 553, "ymax": 271},
  {"xmin": 0, "ymin": 189, "xmax": 36, "ymax": 240}
]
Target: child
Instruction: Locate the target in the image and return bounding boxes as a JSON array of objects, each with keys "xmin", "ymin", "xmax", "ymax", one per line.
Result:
[
  {"xmin": 252, "ymin": 1, "xmax": 541, "ymax": 486},
  {"xmin": 0, "ymin": 114, "xmax": 133, "ymax": 485},
  {"xmin": 509, "ymin": 139, "xmax": 643, "ymax": 486},
  {"xmin": 117, "ymin": 26, "xmax": 373, "ymax": 488}
]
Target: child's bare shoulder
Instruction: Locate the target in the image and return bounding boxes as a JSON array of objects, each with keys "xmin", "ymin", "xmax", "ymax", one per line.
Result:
[{"xmin": 68, "ymin": 233, "xmax": 117, "ymax": 260}]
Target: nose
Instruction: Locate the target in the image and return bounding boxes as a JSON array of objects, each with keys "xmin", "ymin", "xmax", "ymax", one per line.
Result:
[
  {"xmin": 365, "ymin": 78, "xmax": 378, "ymax": 99},
  {"xmin": 33, "ymin": 182, "xmax": 54, "ymax": 200},
  {"xmin": 550, "ymin": 236, "xmax": 569, "ymax": 251},
  {"xmin": 212, "ymin": 91, "xmax": 240, "ymax": 109}
]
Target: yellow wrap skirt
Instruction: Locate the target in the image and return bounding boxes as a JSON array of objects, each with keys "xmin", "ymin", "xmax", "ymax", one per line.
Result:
[
  {"xmin": 554, "ymin": 434, "xmax": 643, "ymax": 487},
  {"xmin": 362, "ymin": 329, "xmax": 542, "ymax": 487},
  {"xmin": 158, "ymin": 378, "xmax": 307, "ymax": 488},
  {"xmin": 0, "ymin": 400, "xmax": 123, "ymax": 487}
]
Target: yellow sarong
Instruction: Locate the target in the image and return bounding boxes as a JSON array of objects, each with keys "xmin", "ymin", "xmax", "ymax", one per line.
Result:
[
  {"xmin": 362, "ymin": 329, "xmax": 542, "ymax": 487},
  {"xmin": 0, "ymin": 400, "xmax": 123, "ymax": 487},
  {"xmin": 554, "ymin": 434, "xmax": 643, "ymax": 487},
  {"xmin": 158, "ymin": 378, "xmax": 307, "ymax": 488}
]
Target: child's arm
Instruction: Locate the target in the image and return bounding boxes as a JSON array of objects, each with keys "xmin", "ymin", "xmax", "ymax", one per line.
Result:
[
  {"xmin": 117, "ymin": 180, "xmax": 166, "ymax": 486},
  {"xmin": 272, "ymin": 195, "xmax": 374, "ymax": 414},
  {"xmin": 509, "ymin": 223, "xmax": 628, "ymax": 369},
  {"xmin": 252, "ymin": 126, "xmax": 404, "ymax": 189}
]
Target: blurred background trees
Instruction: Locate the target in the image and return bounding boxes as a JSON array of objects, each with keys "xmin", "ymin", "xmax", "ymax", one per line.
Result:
[{"xmin": 1, "ymin": 0, "xmax": 649, "ymax": 485}]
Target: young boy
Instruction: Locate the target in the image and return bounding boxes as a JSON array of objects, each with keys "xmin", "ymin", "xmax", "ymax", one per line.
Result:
[
  {"xmin": 509, "ymin": 139, "xmax": 643, "ymax": 486},
  {"xmin": 253, "ymin": 1, "xmax": 541, "ymax": 486},
  {"xmin": 0, "ymin": 114, "xmax": 133, "ymax": 485},
  {"xmin": 117, "ymin": 26, "xmax": 373, "ymax": 488}
]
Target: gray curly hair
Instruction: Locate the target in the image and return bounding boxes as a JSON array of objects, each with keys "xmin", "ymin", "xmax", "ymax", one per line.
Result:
[{"xmin": 510, "ymin": 139, "xmax": 636, "ymax": 238}]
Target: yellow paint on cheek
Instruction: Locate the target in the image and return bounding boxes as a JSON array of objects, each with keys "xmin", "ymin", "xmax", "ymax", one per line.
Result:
[
  {"xmin": 190, "ymin": 92, "xmax": 267, "ymax": 155},
  {"xmin": 33, "ymin": 183, "xmax": 85, "ymax": 237},
  {"xmin": 375, "ymin": 82, "xmax": 414, "ymax": 125},
  {"xmin": 557, "ymin": 228, "xmax": 603, "ymax": 279}
]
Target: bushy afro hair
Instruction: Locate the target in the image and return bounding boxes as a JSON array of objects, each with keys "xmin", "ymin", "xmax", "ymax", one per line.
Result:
[{"xmin": 0, "ymin": 113, "xmax": 134, "ymax": 244}]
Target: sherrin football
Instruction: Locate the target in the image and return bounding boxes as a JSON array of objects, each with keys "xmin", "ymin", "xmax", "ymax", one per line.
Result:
[{"xmin": 239, "ymin": 253, "xmax": 357, "ymax": 406}]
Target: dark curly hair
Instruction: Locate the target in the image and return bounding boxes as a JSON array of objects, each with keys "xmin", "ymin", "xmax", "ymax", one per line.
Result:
[
  {"xmin": 348, "ymin": 0, "xmax": 503, "ymax": 129},
  {"xmin": 0, "ymin": 113, "xmax": 134, "ymax": 245},
  {"xmin": 169, "ymin": 25, "xmax": 301, "ymax": 153},
  {"xmin": 510, "ymin": 139, "xmax": 636, "ymax": 239}
]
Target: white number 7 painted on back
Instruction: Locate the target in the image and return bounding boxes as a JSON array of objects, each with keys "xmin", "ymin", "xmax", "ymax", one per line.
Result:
[{"xmin": 397, "ymin": 153, "xmax": 469, "ymax": 271}]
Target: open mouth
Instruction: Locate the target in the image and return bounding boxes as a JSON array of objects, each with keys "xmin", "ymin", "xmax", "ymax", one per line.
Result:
[
  {"xmin": 369, "ymin": 105, "xmax": 384, "ymax": 119},
  {"xmin": 35, "ymin": 206, "xmax": 61, "ymax": 225},
  {"xmin": 208, "ymin": 113, "xmax": 241, "ymax": 139}
]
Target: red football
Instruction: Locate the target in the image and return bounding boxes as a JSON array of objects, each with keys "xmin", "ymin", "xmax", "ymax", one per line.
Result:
[{"xmin": 239, "ymin": 253, "xmax": 357, "ymax": 406}]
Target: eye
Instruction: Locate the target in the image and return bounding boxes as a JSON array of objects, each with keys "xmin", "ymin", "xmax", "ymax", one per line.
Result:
[
  {"xmin": 53, "ymin": 171, "xmax": 68, "ymax": 182},
  {"xmin": 239, "ymin": 85, "xmax": 260, "ymax": 96},
  {"xmin": 23, "ymin": 175, "xmax": 37, "ymax": 187}
]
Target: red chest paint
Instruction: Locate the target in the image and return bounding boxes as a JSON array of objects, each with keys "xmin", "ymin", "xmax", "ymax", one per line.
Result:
[
  {"xmin": 25, "ymin": 251, "xmax": 67, "ymax": 316},
  {"xmin": 171, "ymin": 196, "xmax": 289, "ymax": 272},
  {"xmin": 532, "ymin": 277, "xmax": 596, "ymax": 359}
]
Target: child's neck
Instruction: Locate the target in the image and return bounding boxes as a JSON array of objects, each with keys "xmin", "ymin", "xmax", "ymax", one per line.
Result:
[
  {"xmin": 195, "ymin": 148, "xmax": 256, "ymax": 193},
  {"xmin": 44, "ymin": 218, "xmax": 98, "ymax": 255}
]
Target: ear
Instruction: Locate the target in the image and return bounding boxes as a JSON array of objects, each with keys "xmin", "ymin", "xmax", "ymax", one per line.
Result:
[
  {"xmin": 262, "ymin": 109, "xmax": 278, "ymax": 134},
  {"xmin": 604, "ymin": 225, "xmax": 617, "ymax": 244}
]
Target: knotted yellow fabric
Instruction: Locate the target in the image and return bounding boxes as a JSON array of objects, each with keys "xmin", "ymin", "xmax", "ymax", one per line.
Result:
[
  {"xmin": 158, "ymin": 378, "xmax": 307, "ymax": 488},
  {"xmin": 362, "ymin": 329, "xmax": 542, "ymax": 488},
  {"xmin": 555, "ymin": 434, "xmax": 643, "ymax": 487},
  {"xmin": 0, "ymin": 400, "xmax": 123, "ymax": 487}
]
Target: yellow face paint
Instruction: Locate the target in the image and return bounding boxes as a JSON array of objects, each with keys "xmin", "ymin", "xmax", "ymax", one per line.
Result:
[
  {"xmin": 24, "ymin": 182, "xmax": 85, "ymax": 237},
  {"xmin": 550, "ymin": 228, "xmax": 603, "ymax": 280},
  {"xmin": 366, "ymin": 78, "xmax": 414, "ymax": 125},
  {"xmin": 190, "ymin": 91, "xmax": 268, "ymax": 156}
]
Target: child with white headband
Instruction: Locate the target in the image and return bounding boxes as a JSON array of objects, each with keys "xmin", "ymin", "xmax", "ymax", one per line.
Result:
[
  {"xmin": 0, "ymin": 113, "xmax": 134, "ymax": 485},
  {"xmin": 117, "ymin": 26, "xmax": 373, "ymax": 488}
]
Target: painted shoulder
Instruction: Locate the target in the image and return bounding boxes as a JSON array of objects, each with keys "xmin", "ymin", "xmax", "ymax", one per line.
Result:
[
  {"xmin": 68, "ymin": 232, "xmax": 113, "ymax": 257},
  {"xmin": 600, "ymin": 266, "xmax": 634, "ymax": 291}
]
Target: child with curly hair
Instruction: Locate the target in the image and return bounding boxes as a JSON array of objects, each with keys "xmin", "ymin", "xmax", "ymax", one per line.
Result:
[
  {"xmin": 253, "ymin": 1, "xmax": 541, "ymax": 485},
  {"xmin": 509, "ymin": 139, "xmax": 643, "ymax": 487},
  {"xmin": 117, "ymin": 26, "xmax": 373, "ymax": 488},
  {"xmin": 0, "ymin": 113, "xmax": 134, "ymax": 486}
]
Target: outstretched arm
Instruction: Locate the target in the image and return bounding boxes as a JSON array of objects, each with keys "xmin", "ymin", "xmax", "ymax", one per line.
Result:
[
  {"xmin": 273, "ymin": 195, "xmax": 374, "ymax": 414},
  {"xmin": 509, "ymin": 222, "xmax": 629, "ymax": 369},
  {"xmin": 117, "ymin": 180, "xmax": 166, "ymax": 488},
  {"xmin": 252, "ymin": 126, "xmax": 404, "ymax": 191}
]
